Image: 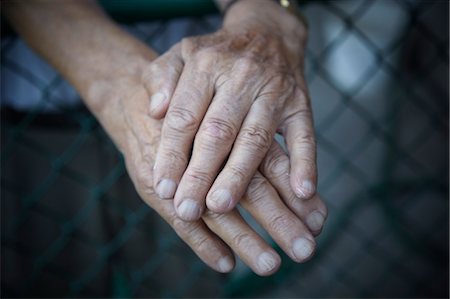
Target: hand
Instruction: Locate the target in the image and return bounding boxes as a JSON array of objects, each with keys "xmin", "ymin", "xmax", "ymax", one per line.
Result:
[
  {"xmin": 149, "ymin": 0, "xmax": 316, "ymax": 221},
  {"xmin": 4, "ymin": 0, "xmax": 326, "ymax": 275},
  {"xmin": 97, "ymin": 72, "xmax": 326, "ymax": 275}
]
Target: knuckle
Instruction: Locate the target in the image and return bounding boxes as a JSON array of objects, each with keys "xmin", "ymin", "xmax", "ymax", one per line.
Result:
[
  {"xmin": 192, "ymin": 234, "xmax": 213, "ymax": 253},
  {"xmin": 194, "ymin": 52, "xmax": 217, "ymax": 72},
  {"xmin": 161, "ymin": 148, "xmax": 188, "ymax": 168},
  {"xmin": 234, "ymin": 56, "xmax": 260, "ymax": 74},
  {"xmin": 200, "ymin": 118, "xmax": 237, "ymax": 145},
  {"xmin": 181, "ymin": 37, "xmax": 196, "ymax": 56},
  {"xmin": 268, "ymin": 214, "xmax": 294, "ymax": 235},
  {"xmin": 172, "ymin": 217, "xmax": 202, "ymax": 235},
  {"xmin": 238, "ymin": 126, "xmax": 273, "ymax": 153},
  {"xmin": 166, "ymin": 106, "xmax": 199, "ymax": 133},
  {"xmin": 184, "ymin": 167, "xmax": 213, "ymax": 187},
  {"xmin": 259, "ymin": 73, "xmax": 295, "ymax": 100},
  {"xmin": 231, "ymin": 232, "xmax": 253, "ymax": 248},
  {"xmin": 285, "ymin": 192, "xmax": 300, "ymax": 206},
  {"xmin": 270, "ymin": 73, "xmax": 291, "ymax": 89},
  {"xmin": 246, "ymin": 176, "xmax": 270, "ymax": 204},
  {"xmin": 203, "ymin": 210, "xmax": 226, "ymax": 222},
  {"xmin": 135, "ymin": 165, "xmax": 154, "ymax": 195},
  {"xmin": 228, "ymin": 164, "xmax": 249, "ymax": 182},
  {"xmin": 296, "ymin": 131, "xmax": 316, "ymax": 147},
  {"xmin": 282, "ymin": 103, "xmax": 311, "ymax": 125},
  {"xmin": 262, "ymin": 153, "xmax": 289, "ymax": 179}
]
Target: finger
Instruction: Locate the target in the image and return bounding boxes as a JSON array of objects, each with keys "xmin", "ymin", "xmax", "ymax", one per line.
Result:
[
  {"xmin": 203, "ymin": 209, "xmax": 281, "ymax": 276},
  {"xmin": 125, "ymin": 139, "xmax": 235, "ymax": 273},
  {"xmin": 143, "ymin": 44, "xmax": 184, "ymax": 119},
  {"xmin": 260, "ymin": 140, "xmax": 327, "ymax": 236},
  {"xmin": 153, "ymin": 63, "xmax": 215, "ymax": 202},
  {"xmin": 156, "ymin": 201, "xmax": 235, "ymax": 273},
  {"xmin": 206, "ymin": 97, "xmax": 280, "ymax": 214},
  {"xmin": 279, "ymin": 85, "xmax": 317, "ymax": 199},
  {"xmin": 241, "ymin": 172, "xmax": 316, "ymax": 263},
  {"xmin": 173, "ymin": 81, "xmax": 254, "ymax": 221}
]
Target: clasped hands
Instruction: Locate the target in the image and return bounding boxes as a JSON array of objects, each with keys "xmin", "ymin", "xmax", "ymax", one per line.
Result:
[
  {"xmin": 39, "ymin": 0, "xmax": 329, "ymax": 276},
  {"xmin": 117, "ymin": 1, "xmax": 327, "ymax": 275},
  {"xmin": 3, "ymin": 0, "xmax": 327, "ymax": 278}
]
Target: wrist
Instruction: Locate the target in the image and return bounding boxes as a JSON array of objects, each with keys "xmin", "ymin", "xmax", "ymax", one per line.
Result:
[{"xmin": 223, "ymin": 0, "xmax": 307, "ymax": 51}]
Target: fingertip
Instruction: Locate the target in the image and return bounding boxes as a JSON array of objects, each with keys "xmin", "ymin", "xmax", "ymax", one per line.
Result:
[
  {"xmin": 292, "ymin": 237, "xmax": 316, "ymax": 263},
  {"xmin": 176, "ymin": 199, "xmax": 203, "ymax": 221},
  {"xmin": 207, "ymin": 189, "xmax": 234, "ymax": 213},
  {"xmin": 217, "ymin": 255, "xmax": 235, "ymax": 273},
  {"xmin": 306, "ymin": 210, "xmax": 326, "ymax": 233},
  {"xmin": 255, "ymin": 251, "xmax": 281, "ymax": 276},
  {"xmin": 292, "ymin": 177, "xmax": 316, "ymax": 199},
  {"xmin": 155, "ymin": 178, "xmax": 177, "ymax": 199}
]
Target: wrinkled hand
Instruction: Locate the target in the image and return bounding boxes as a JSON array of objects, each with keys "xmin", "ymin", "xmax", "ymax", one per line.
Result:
[
  {"xmin": 93, "ymin": 71, "xmax": 326, "ymax": 275},
  {"xmin": 4, "ymin": 0, "xmax": 327, "ymax": 277},
  {"xmin": 148, "ymin": 0, "xmax": 316, "ymax": 221}
]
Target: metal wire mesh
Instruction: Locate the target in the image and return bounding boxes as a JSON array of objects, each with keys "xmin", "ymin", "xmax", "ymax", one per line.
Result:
[{"xmin": 1, "ymin": 0, "xmax": 448, "ymax": 297}]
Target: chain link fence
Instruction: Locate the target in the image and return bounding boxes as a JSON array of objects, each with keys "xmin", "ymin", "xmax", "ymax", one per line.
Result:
[{"xmin": 1, "ymin": 0, "xmax": 448, "ymax": 297}]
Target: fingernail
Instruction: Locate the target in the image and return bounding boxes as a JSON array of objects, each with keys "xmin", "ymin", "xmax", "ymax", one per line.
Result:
[
  {"xmin": 156, "ymin": 179, "xmax": 176, "ymax": 199},
  {"xmin": 177, "ymin": 199, "xmax": 201, "ymax": 221},
  {"xmin": 208, "ymin": 189, "xmax": 233, "ymax": 211},
  {"xmin": 150, "ymin": 92, "xmax": 166, "ymax": 112},
  {"xmin": 306, "ymin": 211, "xmax": 325, "ymax": 232},
  {"xmin": 292, "ymin": 238, "xmax": 315, "ymax": 262},
  {"xmin": 218, "ymin": 256, "xmax": 233, "ymax": 273},
  {"xmin": 295, "ymin": 180, "xmax": 315, "ymax": 199},
  {"xmin": 257, "ymin": 252, "xmax": 278, "ymax": 273}
]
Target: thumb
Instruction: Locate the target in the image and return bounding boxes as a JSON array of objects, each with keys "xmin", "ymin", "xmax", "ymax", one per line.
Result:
[{"xmin": 143, "ymin": 43, "xmax": 184, "ymax": 119}]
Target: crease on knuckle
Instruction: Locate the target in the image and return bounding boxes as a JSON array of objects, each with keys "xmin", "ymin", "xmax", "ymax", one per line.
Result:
[
  {"xmin": 229, "ymin": 164, "xmax": 249, "ymax": 182},
  {"xmin": 200, "ymin": 118, "xmax": 237, "ymax": 145},
  {"xmin": 192, "ymin": 234, "xmax": 214, "ymax": 253},
  {"xmin": 295, "ymin": 131, "xmax": 316, "ymax": 147},
  {"xmin": 246, "ymin": 176, "xmax": 270, "ymax": 205},
  {"xmin": 268, "ymin": 214, "xmax": 293, "ymax": 235},
  {"xmin": 172, "ymin": 217, "xmax": 203, "ymax": 236},
  {"xmin": 203, "ymin": 210, "xmax": 227, "ymax": 222},
  {"xmin": 166, "ymin": 106, "xmax": 199, "ymax": 133},
  {"xmin": 281, "ymin": 107, "xmax": 313, "ymax": 128},
  {"xmin": 259, "ymin": 73, "xmax": 295, "ymax": 99},
  {"xmin": 185, "ymin": 167, "xmax": 213, "ymax": 187},
  {"xmin": 161, "ymin": 148, "xmax": 188, "ymax": 168},
  {"xmin": 286, "ymin": 192, "xmax": 302, "ymax": 208},
  {"xmin": 287, "ymin": 189, "xmax": 317, "ymax": 215},
  {"xmin": 238, "ymin": 126, "xmax": 272, "ymax": 153},
  {"xmin": 231, "ymin": 232, "xmax": 253, "ymax": 248},
  {"xmin": 262, "ymin": 153, "xmax": 289, "ymax": 179}
]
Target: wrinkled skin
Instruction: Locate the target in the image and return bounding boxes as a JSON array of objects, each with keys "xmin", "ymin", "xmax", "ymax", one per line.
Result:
[
  {"xmin": 4, "ymin": 0, "xmax": 327, "ymax": 276},
  {"xmin": 150, "ymin": 2, "xmax": 318, "ymax": 223},
  {"xmin": 95, "ymin": 73, "xmax": 327, "ymax": 275}
]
